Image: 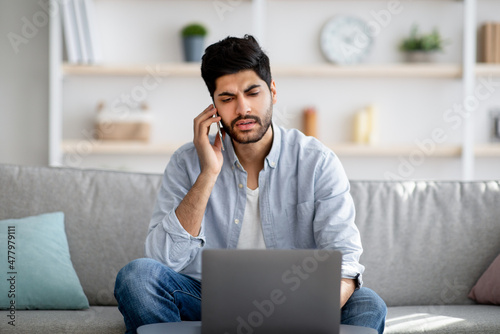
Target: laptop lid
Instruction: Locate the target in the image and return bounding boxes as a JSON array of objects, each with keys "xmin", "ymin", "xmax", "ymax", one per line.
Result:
[{"xmin": 201, "ymin": 249, "xmax": 342, "ymax": 334}]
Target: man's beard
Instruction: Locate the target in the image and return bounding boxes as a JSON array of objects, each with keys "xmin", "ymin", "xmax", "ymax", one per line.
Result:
[{"xmin": 221, "ymin": 101, "xmax": 273, "ymax": 145}]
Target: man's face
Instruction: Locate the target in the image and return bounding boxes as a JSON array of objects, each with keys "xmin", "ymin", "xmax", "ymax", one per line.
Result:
[{"xmin": 213, "ymin": 70, "xmax": 277, "ymax": 144}]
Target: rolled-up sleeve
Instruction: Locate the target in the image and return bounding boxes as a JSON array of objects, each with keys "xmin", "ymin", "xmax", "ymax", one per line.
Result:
[
  {"xmin": 145, "ymin": 147, "xmax": 205, "ymax": 272},
  {"xmin": 313, "ymin": 151, "xmax": 365, "ymax": 288}
]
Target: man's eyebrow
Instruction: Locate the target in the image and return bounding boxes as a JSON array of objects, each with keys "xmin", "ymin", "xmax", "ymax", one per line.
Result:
[
  {"xmin": 218, "ymin": 91, "xmax": 235, "ymax": 97},
  {"xmin": 217, "ymin": 84, "xmax": 261, "ymax": 97},
  {"xmin": 244, "ymin": 84, "xmax": 261, "ymax": 93}
]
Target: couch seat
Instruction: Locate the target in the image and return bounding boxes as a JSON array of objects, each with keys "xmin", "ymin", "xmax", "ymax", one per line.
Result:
[
  {"xmin": 0, "ymin": 307, "xmax": 125, "ymax": 334},
  {"xmin": 386, "ymin": 305, "xmax": 500, "ymax": 334}
]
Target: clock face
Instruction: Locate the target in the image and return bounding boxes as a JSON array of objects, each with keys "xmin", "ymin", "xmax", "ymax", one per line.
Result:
[{"xmin": 320, "ymin": 16, "xmax": 373, "ymax": 65}]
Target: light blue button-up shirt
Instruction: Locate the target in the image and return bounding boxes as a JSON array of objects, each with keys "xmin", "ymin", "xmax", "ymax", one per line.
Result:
[{"xmin": 146, "ymin": 123, "xmax": 364, "ymax": 286}]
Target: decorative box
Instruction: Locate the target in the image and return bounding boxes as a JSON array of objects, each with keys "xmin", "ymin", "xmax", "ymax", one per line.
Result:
[{"xmin": 94, "ymin": 102, "xmax": 152, "ymax": 142}]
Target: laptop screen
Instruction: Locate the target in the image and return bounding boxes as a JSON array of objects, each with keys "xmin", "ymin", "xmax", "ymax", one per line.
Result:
[{"xmin": 201, "ymin": 249, "xmax": 342, "ymax": 334}]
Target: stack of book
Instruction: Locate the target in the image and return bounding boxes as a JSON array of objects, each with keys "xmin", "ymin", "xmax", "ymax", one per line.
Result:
[
  {"xmin": 481, "ymin": 22, "xmax": 500, "ymax": 64},
  {"xmin": 60, "ymin": 0, "xmax": 102, "ymax": 64}
]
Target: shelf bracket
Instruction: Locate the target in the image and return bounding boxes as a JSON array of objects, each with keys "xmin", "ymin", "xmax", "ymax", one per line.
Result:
[{"xmin": 462, "ymin": 0, "xmax": 477, "ymax": 180}]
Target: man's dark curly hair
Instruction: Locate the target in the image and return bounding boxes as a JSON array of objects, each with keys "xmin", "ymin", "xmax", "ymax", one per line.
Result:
[{"xmin": 201, "ymin": 35, "xmax": 272, "ymax": 98}]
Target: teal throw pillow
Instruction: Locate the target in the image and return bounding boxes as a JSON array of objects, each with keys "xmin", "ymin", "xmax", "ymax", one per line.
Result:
[{"xmin": 0, "ymin": 212, "xmax": 89, "ymax": 309}]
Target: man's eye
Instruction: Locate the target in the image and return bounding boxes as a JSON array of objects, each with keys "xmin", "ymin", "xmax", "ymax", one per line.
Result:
[
  {"xmin": 249, "ymin": 91, "xmax": 259, "ymax": 96},
  {"xmin": 221, "ymin": 98, "xmax": 232, "ymax": 103}
]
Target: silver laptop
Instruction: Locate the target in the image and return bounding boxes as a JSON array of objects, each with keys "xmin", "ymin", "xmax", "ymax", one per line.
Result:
[{"xmin": 202, "ymin": 249, "xmax": 342, "ymax": 334}]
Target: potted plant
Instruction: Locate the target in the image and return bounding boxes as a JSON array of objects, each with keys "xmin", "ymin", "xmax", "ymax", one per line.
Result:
[
  {"xmin": 399, "ymin": 25, "xmax": 447, "ymax": 62},
  {"xmin": 181, "ymin": 23, "xmax": 208, "ymax": 62}
]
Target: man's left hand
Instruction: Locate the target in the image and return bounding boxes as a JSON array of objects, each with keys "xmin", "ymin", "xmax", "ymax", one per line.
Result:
[{"xmin": 340, "ymin": 278, "xmax": 356, "ymax": 308}]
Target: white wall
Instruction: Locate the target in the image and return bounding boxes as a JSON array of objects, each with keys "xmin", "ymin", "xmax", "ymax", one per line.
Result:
[
  {"xmin": 0, "ymin": 0, "xmax": 49, "ymax": 166},
  {"xmin": 2, "ymin": 0, "xmax": 500, "ymax": 180}
]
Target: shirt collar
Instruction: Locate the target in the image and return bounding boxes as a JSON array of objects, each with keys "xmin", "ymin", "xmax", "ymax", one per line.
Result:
[
  {"xmin": 225, "ymin": 121, "xmax": 281, "ymax": 170},
  {"xmin": 265, "ymin": 122, "xmax": 281, "ymax": 169}
]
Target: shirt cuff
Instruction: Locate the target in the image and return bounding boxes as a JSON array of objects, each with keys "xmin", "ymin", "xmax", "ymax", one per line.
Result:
[
  {"xmin": 164, "ymin": 209, "xmax": 206, "ymax": 247},
  {"xmin": 341, "ymin": 273, "xmax": 363, "ymax": 289},
  {"xmin": 341, "ymin": 262, "xmax": 364, "ymax": 290}
]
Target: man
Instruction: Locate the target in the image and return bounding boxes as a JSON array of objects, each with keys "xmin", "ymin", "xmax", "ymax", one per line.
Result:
[{"xmin": 114, "ymin": 35, "xmax": 386, "ymax": 334}]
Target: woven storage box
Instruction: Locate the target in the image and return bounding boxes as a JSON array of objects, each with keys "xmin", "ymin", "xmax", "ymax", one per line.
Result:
[{"xmin": 95, "ymin": 103, "xmax": 152, "ymax": 142}]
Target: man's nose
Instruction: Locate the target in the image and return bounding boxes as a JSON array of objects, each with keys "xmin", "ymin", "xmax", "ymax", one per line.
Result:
[{"xmin": 235, "ymin": 97, "xmax": 251, "ymax": 116}]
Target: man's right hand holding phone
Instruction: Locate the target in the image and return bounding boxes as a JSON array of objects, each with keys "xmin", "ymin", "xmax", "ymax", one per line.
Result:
[
  {"xmin": 193, "ymin": 104, "xmax": 225, "ymax": 179},
  {"xmin": 175, "ymin": 104, "xmax": 226, "ymax": 237}
]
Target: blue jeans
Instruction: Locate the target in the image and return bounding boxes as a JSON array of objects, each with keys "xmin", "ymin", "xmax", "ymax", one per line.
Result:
[{"xmin": 115, "ymin": 258, "xmax": 387, "ymax": 334}]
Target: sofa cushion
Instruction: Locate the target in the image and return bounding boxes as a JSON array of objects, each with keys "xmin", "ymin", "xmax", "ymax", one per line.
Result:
[
  {"xmin": 350, "ymin": 181, "xmax": 500, "ymax": 306},
  {"xmin": 0, "ymin": 212, "xmax": 88, "ymax": 310},
  {"xmin": 468, "ymin": 253, "xmax": 500, "ymax": 305},
  {"xmin": 0, "ymin": 164, "xmax": 162, "ymax": 306},
  {"xmin": 0, "ymin": 307, "xmax": 125, "ymax": 334},
  {"xmin": 385, "ymin": 305, "xmax": 500, "ymax": 334}
]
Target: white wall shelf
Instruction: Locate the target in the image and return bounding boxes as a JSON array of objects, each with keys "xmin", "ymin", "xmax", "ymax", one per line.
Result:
[
  {"xmin": 274, "ymin": 64, "xmax": 462, "ymax": 78},
  {"xmin": 62, "ymin": 63, "xmax": 201, "ymax": 77},
  {"xmin": 62, "ymin": 62, "xmax": 500, "ymax": 78},
  {"xmin": 475, "ymin": 64, "xmax": 500, "ymax": 77},
  {"xmin": 63, "ymin": 140, "xmax": 461, "ymax": 157},
  {"xmin": 475, "ymin": 144, "xmax": 500, "ymax": 157},
  {"xmin": 50, "ymin": 0, "xmax": 500, "ymax": 178},
  {"xmin": 61, "ymin": 140, "xmax": 184, "ymax": 155},
  {"xmin": 61, "ymin": 140, "xmax": 500, "ymax": 158},
  {"xmin": 62, "ymin": 63, "xmax": 464, "ymax": 78},
  {"xmin": 331, "ymin": 143, "xmax": 462, "ymax": 158}
]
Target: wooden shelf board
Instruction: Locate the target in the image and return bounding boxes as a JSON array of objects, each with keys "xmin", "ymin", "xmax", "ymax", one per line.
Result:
[
  {"xmin": 61, "ymin": 140, "xmax": 183, "ymax": 155},
  {"xmin": 62, "ymin": 63, "xmax": 500, "ymax": 78},
  {"xmin": 62, "ymin": 63, "xmax": 201, "ymax": 77},
  {"xmin": 61, "ymin": 140, "xmax": 500, "ymax": 157},
  {"xmin": 475, "ymin": 64, "xmax": 500, "ymax": 77},
  {"xmin": 60, "ymin": 140, "xmax": 473, "ymax": 158},
  {"xmin": 331, "ymin": 144, "xmax": 500, "ymax": 157},
  {"xmin": 62, "ymin": 63, "xmax": 463, "ymax": 78},
  {"xmin": 272, "ymin": 63, "xmax": 462, "ymax": 78},
  {"xmin": 330, "ymin": 143, "xmax": 462, "ymax": 157},
  {"xmin": 474, "ymin": 144, "xmax": 500, "ymax": 157}
]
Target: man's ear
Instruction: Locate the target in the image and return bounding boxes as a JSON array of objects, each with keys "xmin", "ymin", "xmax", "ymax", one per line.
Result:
[{"xmin": 270, "ymin": 80, "xmax": 277, "ymax": 104}]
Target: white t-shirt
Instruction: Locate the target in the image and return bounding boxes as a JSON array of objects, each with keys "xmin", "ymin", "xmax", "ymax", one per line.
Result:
[{"xmin": 236, "ymin": 187, "xmax": 266, "ymax": 249}]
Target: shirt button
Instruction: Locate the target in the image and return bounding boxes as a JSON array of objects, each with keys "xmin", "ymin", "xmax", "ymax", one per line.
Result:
[
  {"xmin": 270, "ymin": 161, "xmax": 276, "ymax": 167},
  {"xmin": 234, "ymin": 219, "xmax": 240, "ymax": 224},
  {"xmin": 238, "ymin": 183, "xmax": 243, "ymax": 189}
]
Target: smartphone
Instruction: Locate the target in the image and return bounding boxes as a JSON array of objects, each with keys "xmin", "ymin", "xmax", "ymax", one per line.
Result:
[
  {"xmin": 212, "ymin": 102, "xmax": 225, "ymax": 151},
  {"xmin": 216, "ymin": 114, "xmax": 225, "ymax": 151}
]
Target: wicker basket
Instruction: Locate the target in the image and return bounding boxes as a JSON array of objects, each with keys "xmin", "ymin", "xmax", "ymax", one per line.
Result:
[{"xmin": 94, "ymin": 102, "xmax": 152, "ymax": 142}]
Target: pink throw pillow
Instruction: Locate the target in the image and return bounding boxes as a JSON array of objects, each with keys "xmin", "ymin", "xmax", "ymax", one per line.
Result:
[{"xmin": 468, "ymin": 254, "xmax": 500, "ymax": 305}]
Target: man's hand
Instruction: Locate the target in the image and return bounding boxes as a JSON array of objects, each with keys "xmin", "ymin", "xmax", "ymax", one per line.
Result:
[
  {"xmin": 340, "ymin": 278, "xmax": 356, "ymax": 309},
  {"xmin": 174, "ymin": 105, "xmax": 226, "ymax": 237},
  {"xmin": 193, "ymin": 104, "xmax": 225, "ymax": 178}
]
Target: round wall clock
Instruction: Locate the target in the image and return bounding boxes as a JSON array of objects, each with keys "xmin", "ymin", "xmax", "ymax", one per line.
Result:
[{"xmin": 320, "ymin": 16, "xmax": 373, "ymax": 65}]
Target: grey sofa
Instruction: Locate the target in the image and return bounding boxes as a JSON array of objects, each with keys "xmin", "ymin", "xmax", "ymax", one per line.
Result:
[{"xmin": 0, "ymin": 163, "xmax": 499, "ymax": 334}]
